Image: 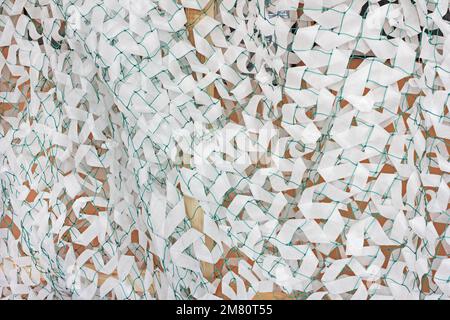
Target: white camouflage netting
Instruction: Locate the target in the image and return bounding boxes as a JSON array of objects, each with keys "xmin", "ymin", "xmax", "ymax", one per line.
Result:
[{"xmin": 0, "ymin": 0, "xmax": 449, "ymax": 299}]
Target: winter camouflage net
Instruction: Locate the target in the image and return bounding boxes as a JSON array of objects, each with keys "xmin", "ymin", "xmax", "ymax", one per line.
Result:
[{"xmin": 0, "ymin": 0, "xmax": 449, "ymax": 300}]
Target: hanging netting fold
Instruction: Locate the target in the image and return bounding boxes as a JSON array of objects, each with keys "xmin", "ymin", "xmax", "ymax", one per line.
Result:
[{"xmin": 0, "ymin": 0, "xmax": 449, "ymax": 299}]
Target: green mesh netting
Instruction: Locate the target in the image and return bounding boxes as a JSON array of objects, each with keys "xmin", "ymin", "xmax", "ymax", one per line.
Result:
[{"xmin": 0, "ymin": 0, "xmax": 449, "ymax": 300}]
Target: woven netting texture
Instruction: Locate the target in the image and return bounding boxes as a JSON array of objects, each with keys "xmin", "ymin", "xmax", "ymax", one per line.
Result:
[{"xmin": 0, "ymin": 0, "xmax": 449, "ymax": 300}]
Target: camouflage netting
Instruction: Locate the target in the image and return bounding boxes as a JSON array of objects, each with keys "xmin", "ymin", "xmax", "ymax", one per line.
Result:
[{"xmin": 0, "ymin": 0, "xmax": 449, "ymax": 300}]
